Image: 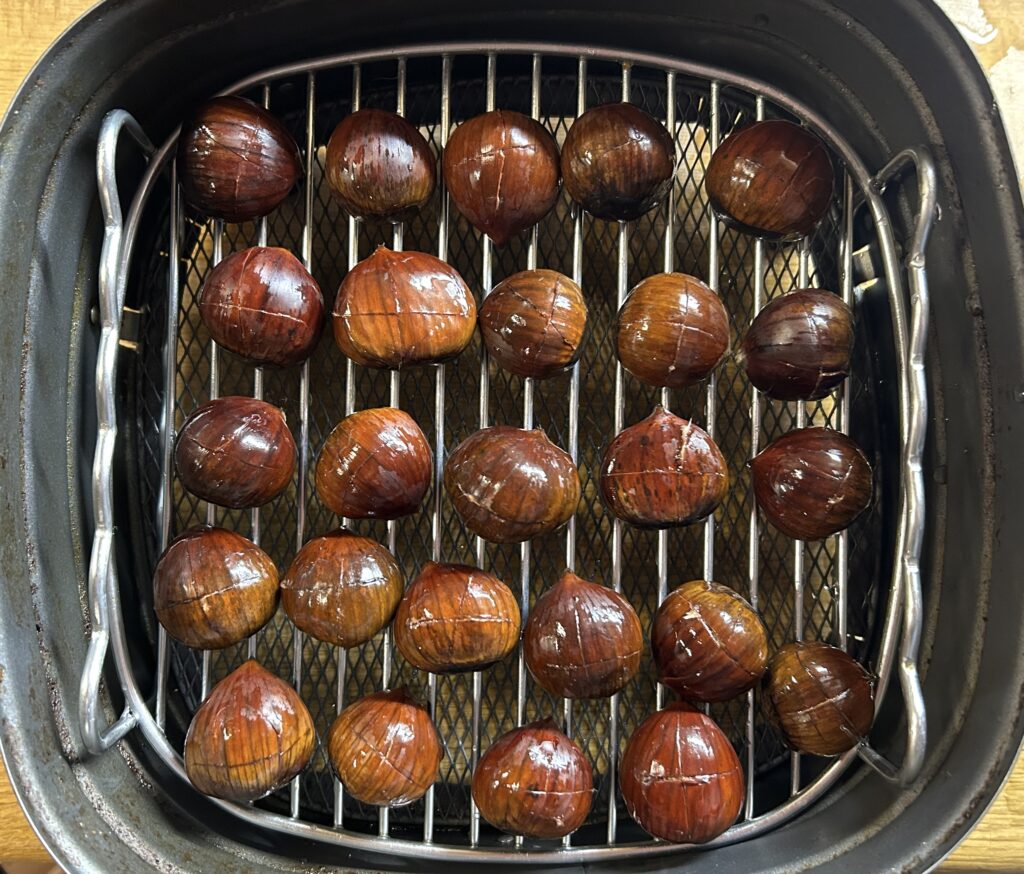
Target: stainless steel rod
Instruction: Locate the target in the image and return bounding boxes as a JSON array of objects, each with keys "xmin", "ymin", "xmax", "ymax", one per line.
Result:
[
  {"xmin": 837, "ymin": 172, "xmax": 854, "ymax": 650},
  {"xmin": 703, "ymin": 83, "xmax": 721, "ymax": 584}
]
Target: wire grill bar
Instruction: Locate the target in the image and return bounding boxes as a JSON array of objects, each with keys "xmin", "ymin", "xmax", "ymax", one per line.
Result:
[{"xmin": 837, "ymin": 172, "xmax": 854, "ymax": 650}]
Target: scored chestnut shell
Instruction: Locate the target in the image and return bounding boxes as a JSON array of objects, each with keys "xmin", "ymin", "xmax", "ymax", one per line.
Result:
[
  {"xmin": 333, "ymin": 246, "xmax": 476, "ymax": 368},
  {"xmin": 600, "ymin": 406, "xmax": 729, "ymax": 528},
  {"xmin": 444, "ymin": 426, "xmax": 581, "ymax": 544},
  {"xmin": 472, "ymin": 718, "xmax": 593, "ymax": 839},
  {"xmin": 174, "ymin": 396, "xmax": 297, "ymax": 509},
  {"xmin": 154, "ymin": 526, "xmax": 279, "ymax": 650},
  {"xmin": 524, "ymin": 570, "xmax": 642, "ymax": 699},
  {"xmin": 652, "ymin": 580, "xmax": 768, "ymax": 702},
  {"xmin": 443, "ymin": 109, "xmax": 561, "ymax": 245},
  {"xmin": 751, "ymin": 427, "xmax": 872, "ymax": 540},
  {"xmin": 178, "ymin": 96, "xmax": 302, "ymax": 222},
  {"xmin": 184, "ymin": 660, "xmax": 315, "ymax": 802}
]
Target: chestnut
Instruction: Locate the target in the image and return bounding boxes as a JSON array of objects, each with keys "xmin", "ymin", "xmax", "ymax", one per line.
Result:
[
  {"xmin": 620, "ymin": 702, "xmax": 743, "ymax": 843},
  {"xmin": 154, "ymin": 526, "xmax": 279, "ymax": 650},
  {"xmin": 333, "ymin": 246, "xmax": 476, "ymax": 369},
  {"xmin": 751, "ymin": 427, "xmax": 872, "ymax": 540},
  {"xmin": 472, "ymin": 718, "xmax": 593, "ymax": 839},
  {"xmin": 705, "ymin": 119, "xmax": 834, "ymax": 240},
  {"xmin": 443, "ymin": 109, "xmax": 561, "ymax": 245},
  {"xmin": 523, "ymin": 570, "xmax": 642, "ymax": 699},
  {"xmin": 184, "ymin": 660, "xmax": 315, "ymax": 802},
  {"xmin": 393, "ymin": 562, "xmax": 520, "ymax": 673},
  {"xmin": 478, "ymin": 269, "xmax": 587, "ymax": 379},
  {"xmin": 616, "ymin": 272, "xmax": 730, "ymax": 389},
  {"xmin": 444, "ymin": 426, "xmax": 580, "ymax": 544},
  {"xmin": 280, "ymin": 529, "xmax": 403, "ymax": 648},
  {"xmin": 652, "ymin": 580, "xmax": 768, "ymax": 702},
  {"xmin": 325, "ymin": 108, "xmax": 436, "ymax": 221},
  {"xmin": 198, "ymin": 246, "xmax": 325, "ymax": 367},
  {"xmin": 174, "ymin": 396, "xmax": 296, "ymax": 509},
  {"xmin": 178, "ymin": 96, "xmax": 302, "ymax": 222},
  {"xmin": 328, "ymin": 689, "xmax": 442, "ymax": 806},
  {"xmin": 600, "ymin": 406, "xmax": 729, "ymax": 528},
  {"xmin": 765, "ymin": 641, "xmax": 875, "ymax": 756},
  {"xmin": 561, "ymin": 103, "xmax": 674, "ymax": 222}
]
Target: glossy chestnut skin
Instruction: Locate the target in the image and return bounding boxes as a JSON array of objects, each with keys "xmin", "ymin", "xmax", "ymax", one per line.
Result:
[
  {"xmin": 184, "ymin": 660, "xmax": 315, "ymax": 802},
  {"xmin": 178, "ymin": 96, "xmax": 302, "ymax": 222},
  {"xmin": 616, "ymin": 272, "xmax": 730, "ymax": 389},
  {"xmin": 524, "ymin": 570, "xmax": 642, "ymax": 699},
  {"xmin": 280, "ymin": 529, "xmax": 403, "ymax": 648},
  {"xmin": 328, "ymin": 689, "xmax": 443, "ymax": 806},
  {"xmin": 174, "ymin": 396, "xmax": 297, "ymax": 509},
  {"xmin": 198, "ymin": 246, "xmax": 325, "ymax": 367},
  {"xmin": 751, "ymin": 427, "xmax": 872, "ymax": 540},
  {"xmin": 561, "ymin": 103, "xmax": 675, "ymax": 222},
  {"xmin": 620, "ymin": 702, "xmax": 743, "ymax": 843},
  {"xmin": 472, "ymin": 718, "xmax": 593, "ymax": 839},
  {"xmin": 154, "ymin": 526, "xmax": 279, "ymax": 650},
  {"xmin": 705, "ymin": 119, "xmax": 834, "ymax": 240},
  {"xmin": 444, "ymin": 426, "xmax": 581, "ymax": 544},
  {"xmin": 765, "ymin": 641, "xmax": 875, "ymax": 756},
  {"xmin": 394, "ymin": 562, "xmax": 520, "ymax": 673},
  {"xmin": 600, "ymin": 406, "xmax": 729, "ymax": 528},
  {"xmin": 325, "ymin": 108, "xmax": 436, "ymax": 221},
  {"xmin": 443, "ymin": 109, "xmax": 561, "ymax": 245},
  {"xmin": 333, "ymin": 246, "xmax": 476, "ymax": 368},
  {"xmin": 652, "ymin": 580, "xmax": 768, "ymax": 702}
]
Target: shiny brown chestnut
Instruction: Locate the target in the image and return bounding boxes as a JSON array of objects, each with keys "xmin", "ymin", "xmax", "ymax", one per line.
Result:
[
  {"xmin": 705, "ymin": 119, "xmax": 834, "ymax": 240},
  {"xmin": 184, "ymin": 660, "xmax": 315, "ymax": 802},
  {"xmin": 620, "ymin": 702, "xmax": 744, "ymax": 843},
  {"xmin": 616, "ymin": 272, "xmax": 730, "ymax": 389},
  {"xmin": 333, "ymin": 246, "xmax": 476, "ymax": 368},
  {"xmin": 751, "ymin": 427, "xmax": 872, "ymax": 540},
  {"xmin": 444, "ymin": 426, "xmax": 581, "ymax": 544},
  {"xmin": 443, "ymin": 109, "xmax": 561, "ymax": 245},
  {"xmin": 652, "ymin": 580, "xmax": 768, "ymax": 702},
  {"xmin": 328, "ymin": 689, "xmax": 443, "ymax": 806},
  {"xmin": 178, "ymin": 96, "xmax": 302, "ymax": 222},
  {"xmin": 472, "ymin": 718, "xmax": 593, "ymax": 839},
  {"xmin": 154, "ymin": 526, "xmax": 279, "ymax": 650},
  {"xmin": 174, "ymin": 396, "xmax": 296, "ymax": 509},
  {"xmin": 325, "ymin": 108, "xmax": 436, "ymax": 221},
  {"xmin": 600, "ymin": 406, "xmax": 729, "ymax": 528},
  {"xmin": 524, "ymin": 570, "xmax": 642, "ymax": 699}
]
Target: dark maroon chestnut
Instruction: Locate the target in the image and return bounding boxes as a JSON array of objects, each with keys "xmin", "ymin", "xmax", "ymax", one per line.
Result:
[
  {"xmin": 174, "ymin": 396, "xmax": 296, "ymax": 509},
  {"xmin": 751, "ymin": 427, "xmax": 872, "ymax": 540},
  {"xmin": 178, "ymin": 96, "xmax": 302, "ymax": 222},
  {"xmin": 705, "ymin": 119, "xmax": 834, "ymax": 240}
]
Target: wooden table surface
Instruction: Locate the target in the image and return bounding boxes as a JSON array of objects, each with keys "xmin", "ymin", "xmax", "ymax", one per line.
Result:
[{"xmin": 1, "ymin": 0, "xmax": 1022, "ymax": 869}]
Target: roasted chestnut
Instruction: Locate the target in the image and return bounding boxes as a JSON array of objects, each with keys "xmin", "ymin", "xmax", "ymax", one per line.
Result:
[
  {"xmin": 154, "ymin": 526, "xmax": 279, "ymax": 650},
  {"xmin": 705, "ymin": 119, "xmax": 834, "ymax": 240},
  {"xmin": 524, "ymin": 570, "xmax": 642, "ymax": 699},
  {"xmin": 561, "ymin": 103, "xmax": 675, "ymax": 222},
  {"xmin": 652, "ymin": 580, "xmax": 768, "ymax": 702},
  {"xmin": 765, "ymin": 641, "xmax": 875, "ymax": 756},
  {"xmin": 443, "ymin": 109, "xmax": 561, "ymax": 245},
  {"xmin": 280, "ymin": 529, "xmax": 403, "ymax": 648},
  {"xmin": 325, "ymin": 108, "xmax": 436, "ymax": 221},
  {"xmin": 333, "ymin": 246, "xmax": 477, "ymax": 368},
  {"xmin": 751, "ymin": 427, "xmax": 872, "ymax": 540},
  {"xmin": 600, "ymin": 406, "xmax": 729, "ymax": 528},
  {"xmin": 620, "ymin": 702, "xmax": 743, "ymax": 843},
  {"xmin": 328, "ymin": 689, "xmax": 442, "ymax": 806},
  {"xmin": 616, "ymin": 272, "xmax": 730, "ymax": 389},
  {"xmin": 178, "ymin": 96, "xmax": 302, "ymax": 222},
  {"xmin": 184, "ymin": 660, "xmax": 315, "ymax": 802},
  {"xmin": 472, "ymin": 718, "xmax": 593, "ymax": 839},
  {"xmin": 444, "ymin": 426, "xmax": 580, "ymax": 544},
  {"xmin": 175, "ymin": 396, "xmax": 296, "ymax": 509},
  {"xmin": 394, "ymin": 562, "xmax": 520, "ymax": 673}
]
